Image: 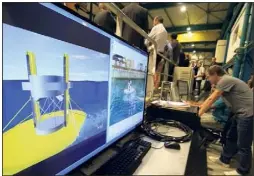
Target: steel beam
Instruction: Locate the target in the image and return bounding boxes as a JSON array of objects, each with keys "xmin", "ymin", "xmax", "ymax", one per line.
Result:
[
  {"xmin": 164, "ymin": 9, "xmax": 174, "ymax": 27},
  {"xmin": 207, "ymin": 3, "xmax": 210, "ymax": 24},
  {"xmin": 148, "ymin": 12, "xmax": 154, "ymax": 21},
  {"xmin": 166, "ymin": 23, "xmax": 222, "ymax": 33},
  {"xmin": 181, "ymin": 41, "xmax": 217, "ymax": 45},
  {"xmin": 89, "ymin": 3, "xmax": 93, "ymax": 21},
  {"xmin": 115, "ymin": 2, "xmax": 124, "ymax": 9},
  {"xmin": 210, "ymin": 3, "xmax": 220, "ymax": 11},
  {"xmin": 182, "ymin": 48, "xmax": 215, "ymax": 52},
  {"xmin": 239, "ymin": 3, "xmax": 253, "ymax": 81},
  {"xmin": 220, "ymin": 3, "xmax": 242, "ymax": 38},
  {"xmin": 186, "ymin": 11, "xmax": 191, "ymax": 26},
  {"xmin": 210, "ymin": 8, "xmax": 228, "ymax": 12},
  {"xmin": 195, "ymin": 4, "xmax": 224, "ymax": 22},
  {"xmin": 194, "ymin": 4, "xmax": 207, "ymax": 12},
  {"xmin": 141, "ymin": 2, "xmax": 229, "ymax": 13},
  {"xmin": 141, "ymin": 2, "xmax": 193, "ymax": 10},
  {"xmin": 210, "ymin": 13, "xmax": 224, "ymax": 22}
]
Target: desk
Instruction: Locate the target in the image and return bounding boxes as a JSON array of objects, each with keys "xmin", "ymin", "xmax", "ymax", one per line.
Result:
[
  {"xmin": 135, "ymin": 131, "xmax": 191, "ymax": 175},
  {"xmin": 140, "ymin": 104, "xmax": 207, "ymax": 175},
  {"xmin": 146, "ymin": 104, "xmax": 200, "ymax": 131},
  {"xmin": 76, "ymin": 128, "xmax": 191, "ymax": 176},
  {"xmin": 75, "ymin": 106, "xmax": 205, "ymax": 176}
]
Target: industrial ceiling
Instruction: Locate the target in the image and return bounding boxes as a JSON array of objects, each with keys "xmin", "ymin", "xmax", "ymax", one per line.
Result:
[{"xmin": 65, "ymin": 2, "xmax": 239, "ymax": 62}]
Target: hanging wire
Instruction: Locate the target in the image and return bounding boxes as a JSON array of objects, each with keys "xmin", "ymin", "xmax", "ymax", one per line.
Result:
[
  {"xmin": 69, "ymin": 100, "xmax": 78, "ymax": 133},
  {"xmin": 70, "ymin": 98, "xmax": 83, "ymax": 111},
  {"xmin": 40, "ymin": 104, "xmax": 46, "ymax": 114},
  {"xmin": 41, "ymin": 98, "xmax": 48, "ymax": 113},
  {"xmin": 51, "ymin": 98, "xmax": 58, "ymax": 113},
  {"xmin": 49, "ymin": 97, "xmax": 62, "ymax": 111},
  {"xmin": 41, "ymin": 100, "xmax": 55, "ymax": 116},
  {"xmin": 59, "ymin": 101, "xmax": 63, "ymax": 111},
  {"xmin": 18, "ymin": 113, "xmax": 33, "ymax": 124},
  {"xmin": 3, "ymin": 97, "xmax": 31, "ymax": 131}
]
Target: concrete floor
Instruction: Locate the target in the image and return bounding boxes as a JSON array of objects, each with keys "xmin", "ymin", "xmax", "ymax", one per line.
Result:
[
  {"xmin": 206, "ymin": 132, "xmax": 253, "ymax": 176},
  {"xmin": 206, "ymin": 144, "xmax": 239, "ymax": 175}
]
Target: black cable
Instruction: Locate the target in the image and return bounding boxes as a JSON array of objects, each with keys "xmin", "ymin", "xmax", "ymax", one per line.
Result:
[{"xmin": 141, "ymin": 119, "xmax": 193, "ymax": 143}]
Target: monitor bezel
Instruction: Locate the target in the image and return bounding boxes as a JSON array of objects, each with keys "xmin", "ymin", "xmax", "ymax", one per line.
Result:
[
  {"xmin": 49, "ymin": 2, "xmax": 149, "ymax": 175},
  {"xmin": 3, "ymin": 2, "xmax": 149, "ymax": 175}
]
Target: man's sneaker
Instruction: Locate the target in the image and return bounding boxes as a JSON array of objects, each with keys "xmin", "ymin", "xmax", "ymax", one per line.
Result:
[
  {"xmin": 208, "ymin": 156, "xmax": 230, "ymax": 168},
  {"xmin": 224, "ymin": 170, "xmax": 240, "ymax": 175}
]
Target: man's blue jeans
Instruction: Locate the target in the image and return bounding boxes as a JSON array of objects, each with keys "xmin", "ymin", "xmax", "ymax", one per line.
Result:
[{"xmin": 220, "ymin": 115, "xmax": 253, "ymax": 175}]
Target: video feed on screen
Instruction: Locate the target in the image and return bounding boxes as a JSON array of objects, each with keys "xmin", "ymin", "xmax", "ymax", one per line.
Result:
[
  {"xmin": 110, "ymin": 43, "xmax": 147, "ymax": 125},
  {"xmin": 107, "ymin": 39, "xmax": 147, "ymax": 142},
  {"xmin": 3, "ymin": 2, "xmax": 148, "ymax": 175}
]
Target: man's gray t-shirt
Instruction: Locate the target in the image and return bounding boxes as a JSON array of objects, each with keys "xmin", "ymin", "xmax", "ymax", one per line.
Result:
[{"xmin": 216, "ymin": 75, "xmax": 253, "ymax": 118}]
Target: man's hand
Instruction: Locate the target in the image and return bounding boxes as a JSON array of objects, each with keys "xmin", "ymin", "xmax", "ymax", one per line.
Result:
[
  {"xmin": 247, "ymin": 75, "xmax": 253, "ymax": 88},
  {"xmin": 198, "ymin": 109, "xmax": 203, "ymax": 117},
  {"xmin": 185, "ymin": 101, "xmax": 202, "ymax": 107},
  {"xmin": 198, "ymin": 89, "xmax": 223, "ymax": 117},
  {"xmin": 210, "ymin": 104, "xmax": 216, "ymax": 109}
]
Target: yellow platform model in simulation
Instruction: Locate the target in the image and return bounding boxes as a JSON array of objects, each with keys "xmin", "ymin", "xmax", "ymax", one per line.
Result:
[
  {"xmin": 3, "ymin": 110, "xmax": 86, "ymax": 175},
  {"xmin": 3, "ymin": 52, "xmax": 87, "ymax": 175}
]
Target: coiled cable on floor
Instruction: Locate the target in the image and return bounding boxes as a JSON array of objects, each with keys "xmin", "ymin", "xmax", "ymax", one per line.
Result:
[{"xmin": 142, "ymin": 118, "xmax": 193, "ymax": 143}]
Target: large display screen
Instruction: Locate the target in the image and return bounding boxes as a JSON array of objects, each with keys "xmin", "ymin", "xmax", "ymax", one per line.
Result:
[{"xmin": 3, "ymin": 3, "xmax": 148, "ymax": 175}]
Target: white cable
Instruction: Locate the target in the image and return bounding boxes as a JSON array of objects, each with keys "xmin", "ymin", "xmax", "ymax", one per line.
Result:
[
  {"xmin": 70, "ymin": 98, "xmax": 83, "ymax": 111},
  {"xmin": 3, "ymin": 97, "xmax": 31, "ymax": 131},
  {"xmin": 18, "ymin": 113, "xmax": 33, "ymax": 124}
]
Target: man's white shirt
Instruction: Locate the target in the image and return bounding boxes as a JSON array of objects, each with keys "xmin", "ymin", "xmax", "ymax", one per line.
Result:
[{"xmin": 145, "ymin": 23, "xmax": 168, "ymax": 53}]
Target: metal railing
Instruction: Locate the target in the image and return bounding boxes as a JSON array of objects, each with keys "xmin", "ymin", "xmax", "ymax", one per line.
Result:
[{"xmin": 104, "ymin": 3, "xmax": 174, "ymax": 99}]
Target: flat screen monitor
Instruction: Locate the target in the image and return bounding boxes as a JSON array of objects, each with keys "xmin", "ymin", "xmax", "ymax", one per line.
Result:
[{"xmin": 3, "ymin": 3, "xmax": 148, "ymax": 175}]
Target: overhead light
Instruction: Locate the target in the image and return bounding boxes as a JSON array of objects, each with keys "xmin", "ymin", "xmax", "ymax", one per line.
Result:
[
  {"xmin": 187, "ymin": 31, "xmax": 193, "ymax": 37},
  {"xmin": 192, "ymin": 44, "xmax": 195, "ymax": 47},
  {"xmin": 193, "ymin": 50, "xmax": 196, "ymax": 53},
  {"xmin": 180, "ymin": 6, "xmax": 186, "ymax": 12},
  {"xmin": 187, "ymin": 27, "xmax": 191, "ymax": 31}
]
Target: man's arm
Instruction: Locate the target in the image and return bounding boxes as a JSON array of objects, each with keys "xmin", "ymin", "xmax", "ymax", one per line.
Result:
[
  {"xmin": 248, "ymin": 75, "xmax": 253, "ymax": 88},
  {"xmin": 198, "ymin": 89, "xmax": 223, "ymax": 116},
  {"xmin": 145, "ymin": 26, "xmax": 156, "ymax": 46}
]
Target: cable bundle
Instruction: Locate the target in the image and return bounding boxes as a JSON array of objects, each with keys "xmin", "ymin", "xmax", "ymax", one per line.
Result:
[{"xmin": 142, "ymin": 119, "xmax": 193, "ymax": 143}]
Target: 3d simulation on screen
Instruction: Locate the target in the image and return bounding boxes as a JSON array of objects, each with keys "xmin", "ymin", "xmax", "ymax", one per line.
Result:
[
  {"xmin": 3, "ymin": 3, "xmax": 147, "ymax": 175},
  {"xmin": 3, "ymin": 22, "xmax": 109, "ymax": 175},
  {"xmin": 21, "ymin": 52, "xmax": 74, "ymax": 135}
]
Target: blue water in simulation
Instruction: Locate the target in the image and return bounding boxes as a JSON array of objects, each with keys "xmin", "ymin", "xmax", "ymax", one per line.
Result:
[{"xmin": 3, "ymin": 80, "xmax": 108, "ymax": 139}]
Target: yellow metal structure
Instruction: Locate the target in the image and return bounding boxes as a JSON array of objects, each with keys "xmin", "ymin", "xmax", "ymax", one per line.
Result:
[
  {"xmin": 64, "ymin": 54, "xmax": 70, "ymax": 126},
  {"xmin": 26, "ymin": 52, "xmax": 41, "ymax": 126}
]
